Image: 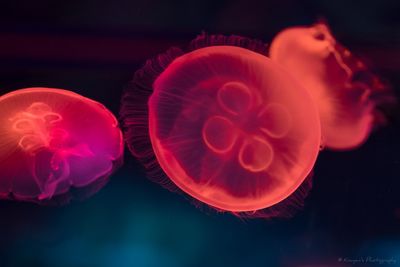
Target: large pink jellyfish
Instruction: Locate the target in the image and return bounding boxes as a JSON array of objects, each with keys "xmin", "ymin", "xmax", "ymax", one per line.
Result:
[
  {"xmin": 269, "ymin": 22, "xmax": 392, "ymax": 150},
  {"xmin": 0, "ymin": 88, "xmax": 123, "ymax": 204},
  {"xmin": 121, "ymin": 34, "xmax": 321, "ymax": 216}
]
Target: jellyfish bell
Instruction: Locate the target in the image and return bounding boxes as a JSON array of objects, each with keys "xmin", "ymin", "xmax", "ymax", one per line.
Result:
[
  {"xmin": 121, "ymin": 34, "xmax": 321, "ymax": 216},
  {"xmin": 0, "ymin": 88, "xmax": 123, "ymax": 204},
  {"xmin": 269, "ymin": 22, "xmax": 392, "ymax": 150}
]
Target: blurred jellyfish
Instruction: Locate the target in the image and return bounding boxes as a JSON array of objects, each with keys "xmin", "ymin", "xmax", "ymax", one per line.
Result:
[
  {"xmin": 269, "ymin": 22, "xmax": 393, "ymax": 150},
  {"xmin": 121, "ymin": 34, "xmax": 321, "ymax": 217},
  {"xmin": 0, "ymin": 88, "xmax": 123, "ymax": 204}
]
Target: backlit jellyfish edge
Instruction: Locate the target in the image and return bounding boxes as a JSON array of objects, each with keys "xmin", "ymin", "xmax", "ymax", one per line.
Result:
[
  {"xmin": 120, "ymin": 33, "xmax": 321, "ymax": 219},
  {"xmin": 269, "ymin": 22, "xmax": 395, "ymax": 150},
  {"xmin": 0, "ymin": 88, "xmax": 124, "ymax": 205}
]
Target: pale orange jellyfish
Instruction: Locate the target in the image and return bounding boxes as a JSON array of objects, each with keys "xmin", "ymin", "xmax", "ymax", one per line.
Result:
[
  {"xmin": 0, "ymin": 88, "xmax": 123, "ymax": 204},
  {"xmin": 121, "ymin": 34, "xmax": 321, "ymax": 215},
  {"xmin": 269, "ymin": 22, "xmax": 391, "ymax": 150}
]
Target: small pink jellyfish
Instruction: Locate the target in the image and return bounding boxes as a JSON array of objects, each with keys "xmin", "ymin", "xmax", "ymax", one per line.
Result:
[
  {"xmin": 269, "ymin": 22, "xmax": 392, "ymax": 150},
  {"xmin": 121, "ymin": 34, "xmax": 321, "ymax": 216},
  {"xmin": 0, "ymin": 88, "xmax": 123, "ymax": 204}
]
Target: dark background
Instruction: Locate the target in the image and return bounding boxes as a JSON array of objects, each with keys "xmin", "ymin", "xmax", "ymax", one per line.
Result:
[{"xmin": 0, "ymin": 1, "xmax": 399, "ymax": 266}]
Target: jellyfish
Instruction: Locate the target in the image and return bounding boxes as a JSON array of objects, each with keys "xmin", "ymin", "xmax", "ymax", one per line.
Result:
[
  {"xmin": 121, "ymin": 34, "xmax": 321, "ymax": 216},
  {"xmin": 0, "ymin": 88, "xmax": 123, "ymax": 204},
  {"xmin": 269, "ymin": 22, "xmax": 392, "ymax": 150}
]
